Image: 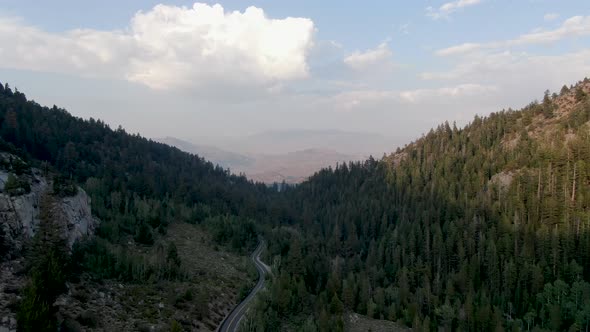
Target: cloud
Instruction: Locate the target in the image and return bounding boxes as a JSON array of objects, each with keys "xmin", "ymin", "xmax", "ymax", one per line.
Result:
[
  {"xmin": 420, "ymin": 49, "xmax": 590, "ymax": 118},
  {"xmin": 436, "ymin": 16, "xmax": 590, "ymax": 56},
  {"xmin": 544, "ymin": 13, "xmax": 559, "ymax": 22},
  {"xmin": 426, "ymin": 0, "xmax": 482, "ymax": 20},
  {"xmin": 423, "ymin": 49, "xmax": 590, "ymax": 82},
  {"xmin": 343, "ymin": 42, "xmax": 393, "ymax": 71},
  {"xmin": 509, "ymin": 16, "xmax": 590, "ymax": 45},
  {"xmin": 327, "ymin": 83, "xmax": 496, "ymax": 111},
  {"xmin": 435, "ymin": 42, "xmax": 482, "ymax": 56},
  {"xmin": 399, "ymin": 23, "xmax": 410, "ymax": 35},
  {"xmin": 398, "ymin": 84, "xmax": 496, "ymax": 103},
  {"xmin": 0, "ymin": 3, "xmax": 315, "ymax": 91}
]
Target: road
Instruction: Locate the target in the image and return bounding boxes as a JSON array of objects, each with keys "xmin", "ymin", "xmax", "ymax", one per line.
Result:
[{"xmin": 218, "ymin": 240, "xmax": 270, "ymax": 332}]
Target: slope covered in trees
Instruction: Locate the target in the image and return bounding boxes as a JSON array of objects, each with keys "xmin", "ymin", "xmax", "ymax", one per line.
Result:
[
  {"xmin": 252, "ymin": 80, "xmax": 590, "ymax": 331},
  {"xmin": 2, "ymin": 78, "xmax": 590, "ymax": 331},
  {"xmin": 0, "ymin": 82, "xmax": 278, "ymax": 330},
  {"xmin": 0, "ymin": 82, "xmax": 279, "ymax": 242}
]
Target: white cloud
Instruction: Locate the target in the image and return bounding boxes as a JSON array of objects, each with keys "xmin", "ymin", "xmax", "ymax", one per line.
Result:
[
  {"xmin": 327, "ymin": 83, "xmax": 496, "ymax": 111},
  {"xmin": 343, "ymin": 42, "xmax": 393, "ymax": 71},
  {"xmin": 435, "ymin": 42, "xmax": 482, "ymax": 56},
  {"xmin": 509, "ymin": 15, "xmax": 590, "ymax": 45},
  {"xmin": 423, "ymin": 49, "xmax": 590, "ymax": 81},
  {"xmin": 0, "ymin": 3, "xmax": 315, "ymax": 91},
  {"xmin": 427, "ymin": 0, "xmax": 482, "ymax": 20},
  {"xmin": 398, "ymin": 84, "xmax": 496, "ymax": 103},
  {"xmin": 544, "ymin": 13, "xmax": 559, "ymax": 21},
  {"xmin": 420, "ymin": 49, "xmax": 590, "ymax": 116},
  {"xmin": 399, "ymin": 23, "xmax": 410, "ymax": 35},
  {"xmin": 436, "ymin": 16, "xmax": 590, "ymax": 56}
]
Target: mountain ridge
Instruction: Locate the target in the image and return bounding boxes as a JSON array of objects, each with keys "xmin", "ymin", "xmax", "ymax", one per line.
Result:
[
  {"xmin": 157, "ymin": 136, "xmax": 363, "ymax": 184},
  {"xmin": 251, "ymin": 79, "xmax": 590, "ymax": 331}
]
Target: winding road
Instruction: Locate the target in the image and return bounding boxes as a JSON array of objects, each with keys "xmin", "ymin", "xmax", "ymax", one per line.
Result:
[{"xmin": 218, "ymin": 240, "xmax": 270, "ymax": 332}]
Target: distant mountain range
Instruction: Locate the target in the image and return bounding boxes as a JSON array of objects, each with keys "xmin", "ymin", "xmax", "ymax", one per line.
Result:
[
  {"xmin": 218, "ymin": 129, "xmax": 399, "ymax": 156},
  {"xmin": 157, "ymin": 137, "xmax": 255, "ymax": 169},
  {"xmin": 156, "ymin": 136, "xmax": 364, "ymax": 183}
]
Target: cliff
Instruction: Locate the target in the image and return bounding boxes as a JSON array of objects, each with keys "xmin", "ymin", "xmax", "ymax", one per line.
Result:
[{"xmin": 0, "ymin": 153, "xmax": 99, "ymax": 332}]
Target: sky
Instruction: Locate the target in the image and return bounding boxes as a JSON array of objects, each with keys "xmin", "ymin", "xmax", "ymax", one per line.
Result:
[{"xmin": 0, "ymin": 0, "xmax": 589, "ymax": 154}]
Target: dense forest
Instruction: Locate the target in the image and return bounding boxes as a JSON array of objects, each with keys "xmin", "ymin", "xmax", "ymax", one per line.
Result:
[
  {"xmin": 244, "ymin": 81, "xmax": 590, "ymax": 331},
  {"xmin": 2, "ymin": 79, "xmax": 590, "ymax": 331},
  {"xmin": 0, "ymin": 82, "xmax": 278, "ymax": 330}
]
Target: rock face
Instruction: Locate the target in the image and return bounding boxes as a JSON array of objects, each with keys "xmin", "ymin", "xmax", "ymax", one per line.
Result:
[
  {"xmin": 0, "ymin": 154, "xmax": 99, "ymax": 331},
  {"xmin": 59, "ymin": 188, "xmax": 98, "ymax": 247},
  {"xmin": 0, "ymin": 158, "xmax": 98, "ymax": 256}
]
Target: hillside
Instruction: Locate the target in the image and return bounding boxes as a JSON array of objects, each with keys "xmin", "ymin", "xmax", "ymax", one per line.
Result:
[
  {"xmin": 0, "ymin": 82, "xmax": 275, "ymax": 331},
  {"xmin": 249, "ymin": 80, "xmax": 590, "ymax": 331},
  {"xmin": 2, "ymin": 78, "xmax": 590, "ymax": 331}
]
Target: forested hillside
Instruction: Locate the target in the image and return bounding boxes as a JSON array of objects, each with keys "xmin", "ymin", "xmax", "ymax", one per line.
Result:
[
  {"xmin": 0, "ymin": 82, "xmax": 281, "ymax": 241},
  {"xmin": 2, "ymin": 78, "xmax": 590, "ymax": 331},
  {"xmin": 0, "ymin": 82, "xmax": 278, "ymax": 330},
  {"xmin": 251, "ymin": 80, "xmax": 590, "ymax": 331}
]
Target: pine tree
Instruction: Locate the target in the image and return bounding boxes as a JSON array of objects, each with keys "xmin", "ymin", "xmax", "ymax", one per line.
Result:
[{"xmin": 18, "ymin": 194, "xmax": 69, "ymax": 332}]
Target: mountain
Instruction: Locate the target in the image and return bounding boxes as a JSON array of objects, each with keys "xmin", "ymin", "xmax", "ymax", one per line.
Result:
[
  {"xmin": 0, "ymin": 83, "xmax": 275, "ymax": 331},
  {"xmin": 246, "ymin": 80, "xmax": 590, "ymax": 331},
  {"xmin": 156, "ymin": 137, "xmax": 255, "ymax": 170},
  {"xmin": 217, "ymin": 129, "xmax": 399, "ymax": 156},
  {"xmin": 2, "ymin": 78, "xmax": 590, "ymax": 332},
  {"xmin": 158, "ymin": 137, "xmax": 361, "ymax": 184}
]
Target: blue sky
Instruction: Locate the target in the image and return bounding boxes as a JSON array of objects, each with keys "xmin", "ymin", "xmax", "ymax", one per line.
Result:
[{"xmin": 0, "ymin": 1, "xmax": 589, "ymax": 154}]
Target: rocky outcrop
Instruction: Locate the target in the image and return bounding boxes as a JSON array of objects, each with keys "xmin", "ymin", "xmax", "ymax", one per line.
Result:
[
  {"xmin": 0, "ymin": 154, "xmax": 100, "ymax": 331},
  {"xmin": 0, "ymin": 168, "xmax": 98, "ymax": 256},
  {"xmin": 489, "ymin": 171, "xmax": 515, "ymax": 192},
  {"xmin": 59, "ymin": 188, "xmax": 98, "ymax": 248}
]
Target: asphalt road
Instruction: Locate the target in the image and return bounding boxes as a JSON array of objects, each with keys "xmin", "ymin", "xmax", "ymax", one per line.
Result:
[{"xmin": 218, "ymin": 240, "xmax": 270, "ymax": 332}]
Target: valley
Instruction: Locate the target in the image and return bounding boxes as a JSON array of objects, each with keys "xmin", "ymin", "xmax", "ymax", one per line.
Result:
[
  {"xmin": 157, "ymin": 137, "xmax": 367, "ymax": 184},
  {"xmin": 0, "ymin": 55, "xmax": 589, "ymax": 332},
  {"xmin": 1, "ymin": 78, "xmax": 590, "ymax": 331},
  {"xmin": 2, "ymin": 2, "xmax": 590, "ymax": 331}
]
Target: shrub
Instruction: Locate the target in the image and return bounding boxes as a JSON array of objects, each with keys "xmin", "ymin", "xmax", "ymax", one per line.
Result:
[
  {"xmin": 135, "ymin": 223, "xmax": 155, "ymax": 245},
  {"xmin": 52, "ymin": 176, "xmax": 78, "ymax": 197},
  {"xmin": 4, "ymin": 174, "xmax": 30, "ymax": 196}
]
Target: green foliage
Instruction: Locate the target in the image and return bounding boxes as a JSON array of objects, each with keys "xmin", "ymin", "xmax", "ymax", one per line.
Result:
[
  {"xmin": 169, "ymin": 320, "xmax": 183, "ymax": 332},
  {"xmin": 10, "ymin": 157, "xmax": 30, "ymax": 175},
  {"xmin": 135, "ymin": 223, "xmax": 155, "ymax": 245},
  {"xmin": 3, "ymin": 173, "xmax": 30, "ymax": 196},
  {"xmin": 17, "ymin": 280, "xmax": 56, "ymax": 332},
  {"xmin": 0, "ymin": 83, "xmax": 272, "ymax": 332},
  {"xmin": 0, "ymin": 83, "xmax": 275, "ymax": 232},
  {"xmin": 257, "ymin": 82, "xmax": 590, "ymax": 331},
  {"xmin": 71, "ymin": 238, "xmax": 187, "ymax": 283},
  {"xmin": 204, "ymin": 215, "xmax": 258, "ymax": 253},
  {"xmin": 0, "ymin": 82, "xmax": 278, "ymax": 286},
  {"xmin": 575, "ymin": 87, "xmax": 587, "ymax": 102},
  {"xmin": 18, "ymin": 195, "xmax": 69, "ymax": 331},
  {"xmin": 5, "ymin": 79, "xmax": 590, "ymax": 331},
  {"xmin": 52, "ymin": 175, "xmax": 78, "ymax": 197}
]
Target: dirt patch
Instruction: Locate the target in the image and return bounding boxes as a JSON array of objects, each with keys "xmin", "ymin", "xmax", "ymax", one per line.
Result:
[
  {"xmin": 489, "ymin": 171, "xmax": 514, "ymax": 192},
  {"xmin": 345, "ymin": 312, "xmax": 409, "ymax": 332}
]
